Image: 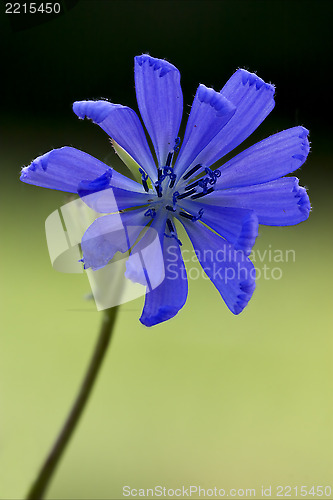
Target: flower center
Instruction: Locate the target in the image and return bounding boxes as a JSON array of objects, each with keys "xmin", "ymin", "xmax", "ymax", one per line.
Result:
[{"xmin": 141, "ymin": 139, "xmax": 221, "ymax": 244}]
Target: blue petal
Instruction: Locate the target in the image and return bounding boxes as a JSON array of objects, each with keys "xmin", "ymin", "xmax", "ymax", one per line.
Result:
[
  {"xmin": 134, "ymin": 54, "xmax": 183, "ymax": 167},
  {"xmin": 174, "ymin": 85, "xmax": 236, "ymax": 178},
  {"xmin": 78, "ymin": 169, "xmax": 148, "ymax": 212},
  {"xmin": 215, "ymin": 127, "xmax": 310, "ymax": 189},
  {"xmin": 72, "ymin": 100, "xmax": 157, "ymax": 181},
  {"xmin": 185, "ymin": 69, "xmax": 275, "ymax": 168},
  {"xmin": 125, "ymin": 213, "xmax": 167, "ymax": 288},
  {"xmin": 79, "ymin": 184, "xmax": 156, "ymax": 213},
  {"xmin": 78, "ymin": 168, "xmax": 114, "ymax": 198},
  {"xmin": 81, "ymin": 208, "xmax": 149, "ymax": 270},
  {"xmin": 200, "ymin": 177, "xmax": 311, "ymax": 226},
  {"xmin": 181, "ymin": 219, "xmax": 256, "ymax": 315},
  {"xmin": 20, "ymin": 147, "xmax": 112, "ymax": 193},
  {"xmin": 139, "ymin": 225, "xmax": 188, "ymax": 327},
  {"xmin": 180, "ymin": 201, "xmax": 258, "ymax": 256},
  {"xmin": 20, "ymin": 146, "xmax": 143, "ymax": 195}
]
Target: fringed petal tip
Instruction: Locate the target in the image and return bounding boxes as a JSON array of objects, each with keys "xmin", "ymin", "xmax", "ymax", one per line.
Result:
[
  {"xmin": 232, "ymin": 278, "xmax": 256, "ymax": 315},
  {"xmin": 197, "ymin": 84, "xmax": 236, "ymax": 117},
  {"xmin": 139, "ymin": 305, "xmax": 182, "ymax": 327},
  {"xmin": 81, "ymin": 254, "xmax": 109, "ymax": 272},
  {"xmin": 20, "ymin": 150, "xmax": 53, "ymax": 178},
  {"xmin": 236, "ymin": 68, "xmax": 275, "ymax": 93},
  {"xmin": 298, "ymin": 126, "xmax": 310, "ymax": 140},
  {"xmin": 73, "ymin": 100, "xmax": 119, "ymax": 124},
  {"xmin": 20, "ymin": 147, "xmax": 116, "ymax": 193},
  {"xmin": 135, "ymin": 54, "xmax": 179, "ymax": 78},
  {"xmin": 79, "ymin": 255, "xmax": 100, "ymax": 272},
  {"xmin": 20, "ymin": 169, "xmax": 28, "ymax": 181},
  {"xmin": 292, "ymin": 126, "xmax": 310, "ymax": 164},
  {"xmin": 234, "ymin": 212, "xmax": 259, "ymax": 256},
  {"xmin": 73, "ymin": 99, "xmax": 158, "ymax": 181},
  {"xmin": 293, "ymin": 179, "xmax": 311, "ymax": 220}
]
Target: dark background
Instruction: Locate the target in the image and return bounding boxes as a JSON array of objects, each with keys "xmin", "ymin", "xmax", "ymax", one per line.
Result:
[{"xmin": 1, "ymin": 0, "xmax": 332, "ymax": 152}]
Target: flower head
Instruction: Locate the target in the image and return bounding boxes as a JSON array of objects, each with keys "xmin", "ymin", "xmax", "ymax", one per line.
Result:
[{"xmin": 20, "ymin": 55, "xmax": 310, "ymax": 326}]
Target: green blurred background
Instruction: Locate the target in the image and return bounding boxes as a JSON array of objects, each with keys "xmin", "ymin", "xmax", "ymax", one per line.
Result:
[{"xmin": 1, "ymin": 1, "xmax": 332, "ymax": 499}]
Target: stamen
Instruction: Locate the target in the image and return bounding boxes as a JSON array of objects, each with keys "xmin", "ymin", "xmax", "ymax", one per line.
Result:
[
  {"xmin": 198, "ymin": 177, "xmax": 209, "ymax": 193},
  {"xmin": 191, "ymin": 187, "xmax": 214, "ymax": 199},
  {"xmin": 174, "ymin": 137, "xmax": 181, "ymax": 152},
  {"xmin": 173, "ymin": 191, "xmax": 180, "ymax": 207},
  {"xmin": 164, "ymin": 218, "xmax": 182, "ymax": 245},
  {"xmin": 184, "ymin": 167, "xmax": 221, "ymax": 194},
  {"xmin": 144, "ymin": 208, "xmax": 156, "ymax": 218},
  {"xmin": 179, "ymin": 211, "xmax": 194, "ymax": 220},
  {"xmin": 166, "ymin": 205, "xmax": 176, "ymax": 212},
  {"xmin": 179, "ymin": 208, "xmax": 204, "ymax": 222},
  {"xmin": 169, "ymin": 172, "xmax": 176, "ymax": 188},
  {"xmin": 166, "ymin": 218, "xmax": 174, "ymax": 233},
  {"xmin": 79, "ymin": 258, "xmax": 87, "ymax": 270},
  {"xmin": 163, "ymin": 166, "xmax": 173, "ymax": 177},
  {"xmin": 185, "ymin": 180, "xmax": 199, "ymax": 191},
  {"xmin": 193, "ymin": 208, "xmax": 204, "ymax": 221},
  {"xmin": 139, "ymin": 168, "xmax": 149, "ymax": 192},
  {"xmin": 166, "ymin": 151, "xmax": 173, "ymax": 167},
  {"xmin": 176, "ymin": 188, "xmax": 197, "ymax": 200},
  {"xmin": 204, "ymin": 167, "xmax": 221, "ymax": 185},
  {"xmin": 156, "ymin": 165, "xmax": 178, "ymax": 189},
  {"xmin": 183, "ymin": 164, "xmax": 202, "ymax": 180},
  {"xmin": 164, "ymin": 232, "xmax": 182, "ymax": 246},
  {"xmin": 155, "ymin": 181, "xmax": 163, "ymax": 197}
]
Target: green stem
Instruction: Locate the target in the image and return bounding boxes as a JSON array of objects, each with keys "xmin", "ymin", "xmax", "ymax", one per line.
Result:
[{"xmin": 26, "ymin": 306, "xmax": 119, "ymax": 500}]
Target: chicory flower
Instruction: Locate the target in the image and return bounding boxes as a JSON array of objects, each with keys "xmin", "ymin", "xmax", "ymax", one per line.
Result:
[{"xmin": 20, "ymin": 55, "xmax": 310, "ymax": 326}]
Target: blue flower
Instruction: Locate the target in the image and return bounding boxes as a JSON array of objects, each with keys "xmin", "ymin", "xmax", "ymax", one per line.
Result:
[{"xmin": 20, "ymin": 55, "xmax": 310, "ymax": 326}]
